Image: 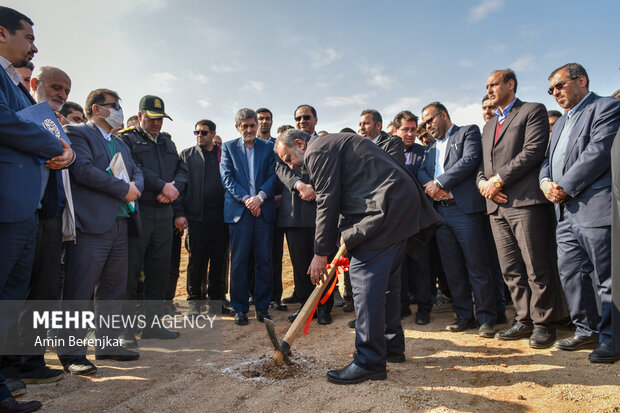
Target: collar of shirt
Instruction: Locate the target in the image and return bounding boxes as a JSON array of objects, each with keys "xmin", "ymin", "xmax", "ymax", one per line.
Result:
[
  {"xmin": 568, "ymin": 92, "xmax": 592, "ymax": 118},
  {"xmin": 371, "ymin": 133, "xmax": 381, "ymax": 144},
  {"xmin": 96, "ymin": 124, "xmax": 113, "ymax": 141},
  {"xmin": 0, "ymin": 55, "xmax": 22, "ymax": 86},
  {"xmin": 495, "ymin": 98, "xmax": 517, "ymax": 124}
]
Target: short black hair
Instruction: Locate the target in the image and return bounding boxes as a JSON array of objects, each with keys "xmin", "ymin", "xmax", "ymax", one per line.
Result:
[
  {"xmin": 340, "ymin": 127, "xmax": 356, "ymax": 133},
  {"xmin": 482, "ymin": 94, "xmax": 490, "ymax": 104},
  {"xmin": 84, "ymin": 88, "xmax": 120, "ymax": 119},
  {"xmin": 256, "ymin": 108, "xmax": 272, "ymax": 118},
  {"xmin": 277, "ymin": 124, "xmax": 294, "ymax": 135},
  {"xmin": 294, "ymin": 104, "xmax": 316, "ymax": 117},
  {"xmin": 59, "ymin": 101, "xmax": 84, "ymax": 118},
  {"xmin": 422, "ymin": 102, "xmax": 450, "ymax": 119},
  {"xmin": 393, "ymin": 110, "xmax": 418, "ymax": 130},
  {"xmin": 195, "ymin": 119, "xmax": 216, "ymax": 132},
  {"xmin": 547, "ymin": 110, "xmax": 562, "ymax": 119},
  {"xmin": 0, "ymin": 7, "xmax": 33, "ymax": 34},
  {"xmin": 549, "ymin": 63, "xmax": 589, "ymax": 89},
  {"xmin": 360, "ymin": 109, "xmax": 382, "ymax": 124}
]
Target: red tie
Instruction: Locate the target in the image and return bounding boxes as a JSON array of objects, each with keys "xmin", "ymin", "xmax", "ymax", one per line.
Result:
[{"xmin": 493, "ymin": 120, "xmax": 503, "ymax": 146}]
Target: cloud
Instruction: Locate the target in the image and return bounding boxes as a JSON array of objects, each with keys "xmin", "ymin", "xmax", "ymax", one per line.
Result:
[
  {"xmin": 187, "ymin": 71, "xmax": 209, "ymax": 84},
  {"xmin": 309, "ymin": 47, "xmax": 342, "ymax": 68},
  {"xmin": 383, "ymin": 97, "xmax": 422, "ymax": 116},
  {"xmin": 197, "ymin": 99, "xmax": 211, "ymax": 108},
  {"xmin": 359, "ymin": 63, "xmax": 395, "ymax": 89},
  {"xmin": 211, "ymin": 64, "xmax": 241, "ymax": 73},
  {"xmin": 247, "ymin": 81, "xmax": 266, "ymax": 93},
  {"xmin": 147, "ymin": 72, "xmax": 177, "ymax": 93},
  {"xmin": 449, "ymin": 102, "xmax": 485, "ymax": 129},
  {"xmin": 469, "ymin": 0, "xmax": 505, "ymax": 23},
  {"xmin": 323, "ymin": 93, "xmax": 373, "ymax": 108},
  {"xmin": 509, "ymin": 55, "xmax": 537, "ymax": 72},
  {"xmin": 459, "ymin": 59, "xmax": 474, "ymax": 68}
]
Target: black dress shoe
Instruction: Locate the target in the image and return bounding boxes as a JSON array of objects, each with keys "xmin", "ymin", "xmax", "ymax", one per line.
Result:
[
  {"xmin": 529, "ymin": 326, "xmax": 556, "ymax": 349},
  {"xmin": 255, "ymin": 309, "xmax": 271, "ymax": 322},
  {"xmin": 326, "ymin": 362, "xmax": 387, "ymax": 385},
  {"xmin": 5, "ymin": 378, "xmax": 26, "ymax": 398},
  {"xmin": 400, "ymin": 305, "xmax": 412, "ymax": 318},
  {"xmin": 282, "ymin": 294, "xmax": 301, "ymax": 304},
  {"xmin": 0, "ymin": 397, "xmax": 42, "ymax": 413},
  {"xmin": 287, "ymin": 309, "xmax": 316, "ymax": 323},
  {"xmin": 588, "ymin": 342, "xmax": 620, "ymax": 363},
  {"xmin": 234, "ymin": 312, "xmax": 248, "ymax": 325},
  {"xmin": 386, "ymin": 353, "xmax": 406, "ymax": 363},
  {"xmin": 347, "ymin": 319, "xmax": 356, "ymax": 328},
  {"xmin": 555, "ymin": 334, "xmax": 599, "ymax": 351},
  {"xmin": 445, "ymin": 318, "xmax": 476, "ymax": 332},
  {"xmin": 415, "ymin": 311, "xmax": 430, "ymax": 325},
  {"xmin": 495, "ymin": 323, "xmax": 533, "ymax": 340},
  {"xmin": 317, "ymin": 309, "xmax": 332, "ymax": 325},
  {"xmin": 141, "ymin": 325, "xmax": 180, "ymax": 339},
  {"xmin": 62, "ymin": 357, "xmax": 97, "ymax": 376},
  {"xmin": 95, "ymin": 346, "xmax": 140, "ymax": 361},
  {"xmin": 18, "ymin": 366, "xmax": 64, "ymax": 384},
  {"xmin": 478, "ymin": 323, "xmax": 495, "ymax": 338},
  {"xmin": 270, "ymin": 300, "xmax": 288, "ymax": 311}
]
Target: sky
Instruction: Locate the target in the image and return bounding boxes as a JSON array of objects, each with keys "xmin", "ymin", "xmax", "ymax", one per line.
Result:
[{"xmin": 7, "ymin": 0, "xmax": 620, "ymax": 151}]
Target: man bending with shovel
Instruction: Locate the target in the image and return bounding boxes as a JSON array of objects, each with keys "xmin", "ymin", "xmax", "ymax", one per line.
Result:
[{"xmin": 274, "ymin": 129, "xmax": 440, "ymax": 384}]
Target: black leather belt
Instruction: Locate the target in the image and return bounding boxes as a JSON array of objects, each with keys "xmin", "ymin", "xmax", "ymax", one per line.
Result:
[{"xmin": 434, "ymin": 199, "xmax": 456, "ymax": 207}]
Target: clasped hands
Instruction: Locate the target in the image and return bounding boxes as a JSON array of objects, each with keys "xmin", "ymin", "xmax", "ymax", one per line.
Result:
[
  {"xmin": 296, "ymin": 182, "xmax": 316, "ymax": 202},
  {"xmin": 423, "ymin": 180, "xmax": 450, "ymax": 200},
  {"xmin": 244, "ymin": 195, "xmax": 262, "ymax": 217},
  {"xmin": 540, "ymin": 180, "xmax": 567, "ymax": 204},
  {"xmin": 156, "ymin": 181, "xmax": 179, "ymax": 203},
  {"xmin": 478, "ymin": 176, "xmax": 508, "ymax": 204}
]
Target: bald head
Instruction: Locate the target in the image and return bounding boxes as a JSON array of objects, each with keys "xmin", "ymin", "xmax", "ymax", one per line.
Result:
[{"xmin": 31, "ymin": 66, "xmax": 71, "ymax": 111}]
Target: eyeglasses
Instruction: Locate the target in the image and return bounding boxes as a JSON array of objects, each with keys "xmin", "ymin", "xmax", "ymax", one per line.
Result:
[
  {"xmin": 422, "ymin": 112, "xmax": 442, "ymax": 129},
  {"xmin": 548, "ymin": 78, "xmax": 576, "ymax": 95},
  {"xmin": 193, "ymin": 130, "xmax": 212, "ymax": 136},
  {"xmin": 295, "ymin": 115, "xmax": 312, "ymax": 122},
  {"xmin": 98, "ymin": 102, "xmax": 122, "ymax": 111}
]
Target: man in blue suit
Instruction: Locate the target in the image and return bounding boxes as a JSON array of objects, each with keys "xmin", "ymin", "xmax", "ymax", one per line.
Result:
[
  {"xmin": 418, "ymin": 102, "xmax": 497, "ymax": 337},
  {"xmin": 220, "ymin": 108, "xmax": 276, "ymax": 325},
  {"xmin": 0, "ymin": 6, "xmax": 65, "ymax": 412},
  {"xmin": 540, "ymin": 63, "xmax": 620, "ymax": 363}
]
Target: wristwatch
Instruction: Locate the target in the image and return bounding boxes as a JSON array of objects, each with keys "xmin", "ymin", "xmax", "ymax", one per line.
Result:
[
  {"xmin": 493, "ymin": 180, "xmax": 502, "ymax": 188},
  {"xmin": 433, "ymin": 179, "xmax": 444, "ymax": 189}
]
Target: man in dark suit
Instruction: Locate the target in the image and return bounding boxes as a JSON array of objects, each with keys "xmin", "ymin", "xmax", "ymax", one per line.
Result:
[
  {"xmin": 173, "ymin": 119, "xmax": 228, "ymax": 315},
  {"xmin": 479, "ymin": 69, "xmax": 563, "ymax": 349},
  {"xmin": 0, "ymin": 7, "xmax": 66, "ymax": 412},
  {"xmin": 359, "ymin": 109, "xmax": 405, "ymax": 166},
  {"xmin": 276, "ymin": 105, "xmax": 333, "ymax": 324},
  {"xmin": 275, "ymin": 129, "xmax": 440, "ymax": 384},
  {"xmin": 540, "ymin": 63, "xmax": 620, "ymax": 362},
  {"xmin": 57, "ymin": 88, "xmax": 143, "ymax": 375},
  {"xmin": 220, "ymin": 108, "xmax": 276, "ymax": 325},
  {"xmin": 391, "ymin": 111, "xmax": 433, "ymax": 324},
  {"xmin": 611, "ymin": 127, "xmax": 620, "ymax": 361},
  {"xmin": 418, "ymin": 102, "xmax": 497, "ymax": 338}
]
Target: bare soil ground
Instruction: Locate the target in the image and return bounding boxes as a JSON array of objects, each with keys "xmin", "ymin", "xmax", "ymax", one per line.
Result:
[{"xmin": 30, "ymin": 242, "xmax": 620, "ymax": 412}]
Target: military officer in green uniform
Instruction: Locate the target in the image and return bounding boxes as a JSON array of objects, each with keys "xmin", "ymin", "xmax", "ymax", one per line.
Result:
[{"xmin": 119, "ymin": 95, "xmax": 187, "ymax": 341}]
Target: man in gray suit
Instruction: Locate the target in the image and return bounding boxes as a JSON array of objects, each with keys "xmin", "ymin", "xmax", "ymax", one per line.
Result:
[
  {"xmin": 58, "ymin": 88, "xmax": 143, "ymax": 375},
  {"xmin": 540, "ymin": 63, "xmax": 620, "ymax": 362},
  {"xmin": 275, "ymin": 129, "xmax": 440, "ymax": 384}
]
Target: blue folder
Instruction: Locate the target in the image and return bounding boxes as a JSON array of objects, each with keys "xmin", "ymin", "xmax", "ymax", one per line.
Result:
[{"xmin": 16, "ymin": 102, "xmax": 71, "ymax": 164}]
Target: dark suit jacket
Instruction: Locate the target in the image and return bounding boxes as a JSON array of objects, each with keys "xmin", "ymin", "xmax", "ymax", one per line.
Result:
[
  {"xmin": 0, "ymin": 68, "xmax": 63, "ymax": 223},
  {"xmin": 405, "ymin": 143, "xmax": 426, "ymax": 178},
  {"xmin": 66, "ymin": 122, "xmax": 144, "ymax": 234},
  {"xmin": 478, "ymin": 99, "xmax": 549, "ymax": 213},
  {"xmin": 174, "ymin": 145, "xmax": 224, "ymax": 222},
  {"xmin": 220, "ymin": 137, "xmax": 276, "ymax": 224},
  {"xmin": 540, "ymin": 93, "xmax": 620, "ymax": 227},
  {"xmin": 375, "ymin": 131, "xmax": 405, "ymax": 166},
  {"xmin": 275, "ymin": 134, "xmax": 316, "ymax": 228},
  {"xmin": 418, "ymin": 124, "xmax": 485, "ymax": 214},
  {"xmin": 305, "ymin": 133, "xmax": 440, "ymax": 255}
]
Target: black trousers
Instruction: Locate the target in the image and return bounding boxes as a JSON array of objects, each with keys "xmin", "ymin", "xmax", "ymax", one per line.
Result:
[
  {"xmin": 285, "ymin": 227, "xmax": 333, "ymax": 312},
  {"xmin": 0, "ymin": 216, "xmax": 63, "ymax": 377},
  {"xmin": 186, "ymin": 220, "xmax": 229, "ymax": 301},
  {"xmin": 166, "ymin": 227, "xmax": 183, "ymax": 301}
]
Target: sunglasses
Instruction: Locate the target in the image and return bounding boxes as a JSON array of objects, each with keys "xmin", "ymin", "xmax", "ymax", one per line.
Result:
[
  {"xmin": 548, "ymin": 78, "xmax": 576, "ymax": 95},
  {"xmin": 422, "ymin": 112, "xmax": 442, "ymax": 129},
  {"xmin": 295, "ymin": 115, "xmax": 312, "ymax": 122},
  {"xmin": 193, "ymin": 130, "xmax": 212, "ymax": 136},
  {"xmin": 99, "ymin": 102, "xmax": 122, "ymax": 111}
]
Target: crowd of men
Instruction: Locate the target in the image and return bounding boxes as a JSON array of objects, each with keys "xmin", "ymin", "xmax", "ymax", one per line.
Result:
[{"xmin": 1, "ymin": 5, "xmax": 620, "ymax": 410}]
